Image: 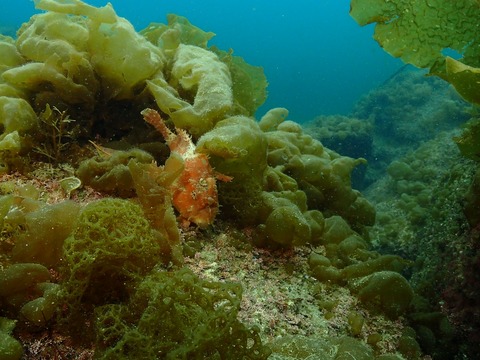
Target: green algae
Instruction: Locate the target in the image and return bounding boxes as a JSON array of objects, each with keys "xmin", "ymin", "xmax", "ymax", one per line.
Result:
[
  {"xmin": 0, "ymin": 317, "xmax": 23, "ymax": 360},
  {"xmin": 0, "ymin": 0, "xmax": 454, "ymax": 358},
  {"xmin": 76, "ymin": 148, "xmax": 154, "ymax": 197},
  {"xmin": 269, "ymin": 335, "xmax": 393, "ymax": 360},
  {"xmin": 60, "ymin": 198, "xmax": 163, "ymax": 309},
  {"xmin": 350, "ymin": 0, "xmax": 480, "ymax": 79},
  {"xmin": 454, "ymin": 117, "xmax": 480, "ymax": 162},
  {"xmin": 349, "ymin": 4, "xmax": 480, "ymax": 353},
  {"xmin": 95, "ymin": 267, "xmax": 270, "ymax": 359}
]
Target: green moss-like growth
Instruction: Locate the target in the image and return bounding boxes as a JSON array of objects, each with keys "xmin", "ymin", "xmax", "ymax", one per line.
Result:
[
  {"xmin": 95, "ymin": 267, "xmax": 271, "ymax": 359},
  {"xmin": 61, "ymin": 198, "xmax": 163, "ymax": 309}
]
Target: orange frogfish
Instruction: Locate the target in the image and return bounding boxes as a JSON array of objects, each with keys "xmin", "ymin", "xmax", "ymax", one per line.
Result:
[{"xmin": 141, "ymin": 108, "xmax": 231, "ymax": 227}]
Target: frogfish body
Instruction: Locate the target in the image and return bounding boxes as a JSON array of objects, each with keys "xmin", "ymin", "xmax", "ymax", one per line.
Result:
[{"xmin": 141, "ymin": 108, "xmax": 231, "ymax": 227}]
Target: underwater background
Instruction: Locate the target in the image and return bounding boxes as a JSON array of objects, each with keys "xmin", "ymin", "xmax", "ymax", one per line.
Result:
[
  {"xmin": 1, "ymin": 0, "xmax": 480, "ymax": 359},
  {"xmin": 1, "ymin": 0, "xmax": 403, "ymax": 121}
]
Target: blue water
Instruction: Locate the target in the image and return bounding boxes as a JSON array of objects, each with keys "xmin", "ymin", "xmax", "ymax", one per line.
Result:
[{"xmin": 1, "ymin": 0, "xmax": 402, "ymax": 122}]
